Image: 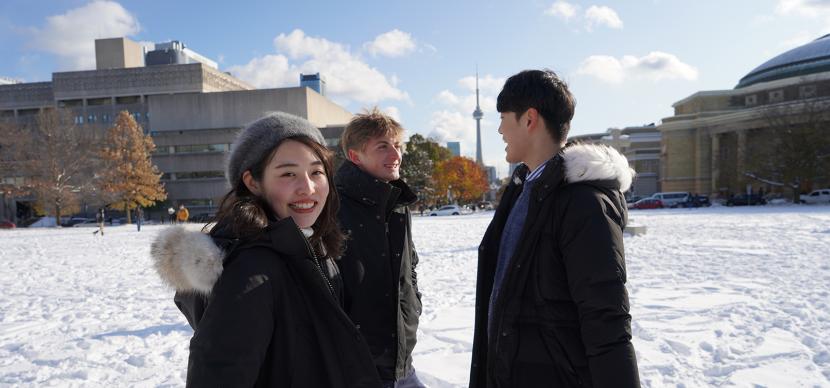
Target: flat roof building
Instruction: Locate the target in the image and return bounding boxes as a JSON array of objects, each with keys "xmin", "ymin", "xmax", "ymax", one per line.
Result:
[{"xmin": 0, "ymin": 37, "xmax": 351, "ymax": 222}]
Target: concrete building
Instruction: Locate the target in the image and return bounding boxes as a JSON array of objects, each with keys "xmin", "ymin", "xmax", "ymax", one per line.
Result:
[
  {"xmin": 0, "ymin": 37, "xmax": 352, "ymax": 222},
  {"xmin": 447, "ymin": 141, "xmax": 461, "ymax": 157},
  {"xmin": 658, "ymin": 34, "xmax": 830, "ymax": 198},
  {"xmin": 569, "ymin": 125, "xmax": 662, "ymax": 197},
  {"xmin": 149, "ymin": 87, "xmax": 350, "ymax": 216}
]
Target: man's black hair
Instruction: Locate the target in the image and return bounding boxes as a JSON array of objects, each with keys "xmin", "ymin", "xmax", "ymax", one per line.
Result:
[{"xmin": 496, "ymin": 69, "xmax": 575, "ymax": 143}]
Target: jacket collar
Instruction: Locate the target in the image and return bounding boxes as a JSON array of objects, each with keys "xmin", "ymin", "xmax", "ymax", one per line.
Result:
[
  {"xmin": 335, "ymin": 161, "xmax": 417, "ymax": 216},
  {"xmin": 510, "ymin": 143, "xmax": 635, "ymax": 199},
  {"xmin": 150, "ymin": 217, "xmax": 311, "ymax": 294}
]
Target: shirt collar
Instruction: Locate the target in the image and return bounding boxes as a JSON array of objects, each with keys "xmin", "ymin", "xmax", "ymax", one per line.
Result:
[{"xmin": 525, "ymin": 159, "xmax": 550, "ymax": 182}]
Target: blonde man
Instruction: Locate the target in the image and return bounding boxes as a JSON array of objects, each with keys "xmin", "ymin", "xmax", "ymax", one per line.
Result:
[{"xmin": 335, "ymin": 108, "xmax": 424, "ymax": 388}]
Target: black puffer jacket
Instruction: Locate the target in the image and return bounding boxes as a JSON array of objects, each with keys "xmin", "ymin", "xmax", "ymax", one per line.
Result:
[
  {"xmin": 334, "ymin": 161, "xmax": 422, "ymax": 381},
  {"xmin": 151, "ymin": 218, "xmax": 382, "ymax": 388},
  {"xmin": 470, "ymin": 144, "xmax": 641, "ymax": 388}
]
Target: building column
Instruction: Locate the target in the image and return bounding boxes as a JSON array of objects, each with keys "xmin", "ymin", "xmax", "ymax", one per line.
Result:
[
  {"xmin": 694, "ymin": 128, "xmax": 711, "ymax": 195},
  {"xmin": 711, "ymin": 133, "xmax": 720, "ymax": 195},
  {"xmin": 736, "ymin": 130, "xmax": 747, "ymax": 188}
]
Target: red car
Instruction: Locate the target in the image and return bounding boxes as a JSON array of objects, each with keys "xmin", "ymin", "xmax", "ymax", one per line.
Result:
[
  {"xmin": 630, "ymin": 198, "xmax": 664, "ymax": 210},
  {"xmin": 0, "ymin": 220, "xmax": 16, "ymax": 229}
]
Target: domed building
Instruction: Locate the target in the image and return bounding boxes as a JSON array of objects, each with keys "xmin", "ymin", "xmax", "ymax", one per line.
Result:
[{"xmin": 658, "ymin": 35, "xmax": 830, "ymax": 199}]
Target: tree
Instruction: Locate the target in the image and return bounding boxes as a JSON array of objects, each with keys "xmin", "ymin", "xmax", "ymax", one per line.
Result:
[
  {"xmin": 0, "ymin": 122, "xmax": 31, "ymax": 221},
  {"xmin": 747, "ymin": 99, "xmax": 830, "ymax": 203},
  {"xmin": 4, "ymin": 109, "xmax": 101, "ymax": 225},
  {"xmin": 432, "ymin": 156, "xmax": 489, "ymax": 205},
  {"xmin": 98, "ymin": 110, "xmax": 166, "ymax": 223},
  {"xmin": 400, "ymin": 134, "xmax": 452, "ymax": 205}
]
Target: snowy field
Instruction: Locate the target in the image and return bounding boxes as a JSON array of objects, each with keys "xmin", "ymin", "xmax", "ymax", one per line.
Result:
[{"xmin": 1, "ymin": 205, "xmax": 829, "ymax": 387}]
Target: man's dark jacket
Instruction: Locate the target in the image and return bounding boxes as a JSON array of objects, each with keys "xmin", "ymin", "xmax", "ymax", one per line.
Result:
[
  {"xmin": 151, "ymin": 218, "xmax": 382, "ymax": 388},
  {"xmin": 470, "ymin": 144, "xmax": 641, "ymax": 388},
  {"xmin": 335, "ymin": 161, "xmax": 422, "ymax": 381}
]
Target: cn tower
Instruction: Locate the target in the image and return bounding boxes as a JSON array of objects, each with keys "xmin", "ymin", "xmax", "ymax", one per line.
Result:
[{"xmin": 473, "ymin": 70, "xmax": 484, "ymax": 165}]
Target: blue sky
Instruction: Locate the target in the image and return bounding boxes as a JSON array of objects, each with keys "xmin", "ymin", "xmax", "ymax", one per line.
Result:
[{"xmin": 2, "ymin": 0, "xmax": 829, "ymax": 176}]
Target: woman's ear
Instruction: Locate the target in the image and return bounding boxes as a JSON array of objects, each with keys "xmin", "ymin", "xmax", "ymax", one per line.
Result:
[{"xmin": 242, "ymin": 170, "xmax": 262, "ymax": 196}]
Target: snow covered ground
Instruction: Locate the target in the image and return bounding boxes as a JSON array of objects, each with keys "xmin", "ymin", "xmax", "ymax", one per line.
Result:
[{"xmin": 1, "ymin": 205, "xmax": 829, "ymax": 387}]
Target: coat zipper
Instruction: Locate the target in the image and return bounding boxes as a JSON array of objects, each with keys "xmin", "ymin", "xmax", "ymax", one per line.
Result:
[
  {"xmin": 308, "ymin": 242, "xmax": 336, "ymax": 297},
  {"xmin": 298, "ymin": 227, "xmax": 336, "ymax": 298}
]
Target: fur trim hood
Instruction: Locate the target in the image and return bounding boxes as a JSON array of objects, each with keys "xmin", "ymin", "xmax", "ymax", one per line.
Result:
[
  {"xmin": 562, "ymin": 143, "xmax": 635, "ymax": 192},
  {"xmin": 151, "ymin": 226, "xmax": 224, "ymax": 294}
]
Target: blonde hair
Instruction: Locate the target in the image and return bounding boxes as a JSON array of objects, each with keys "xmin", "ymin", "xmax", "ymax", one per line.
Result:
[{"xmin": 340, "ymin": 107, "xmax": 405, "ymax": 156}]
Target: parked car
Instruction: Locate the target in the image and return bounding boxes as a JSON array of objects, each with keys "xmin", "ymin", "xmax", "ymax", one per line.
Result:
[
  {"xmin": 61, "ymin": 217, "xmax": 91, "ymax": 227},
  {"xmin": 429, "ymin": 205, "xmax": 462, "ymax": 216},
  {"xmin": 73, "ymin": 219, "xmax": 100, "ymax": 227},
  {"xmin": 0, "ymin": 219, "xmax": 16, "ymax": 229},
  {"xmin": 626, "ymin": 195, "xmax": 645, "ymax": 204},
  {"xmin": 678, "ymin": 195, "xmax": 711, "ymax": 208},
  {"xmin": 630, "ymin": 198, "xmax": 664, "ymax": 210},
  {"xmin": 26, "ymin": 217, "xmax": 58, "ymax": 228},
  {"xmin": 800, "ymin": 189, "xmax": 830, "ymax": 204},
  {"xmin": 726, "ymin": 194, "xmax": 767, "ymax": 206},
  {"xmin": 648, "ymin": 192, "xmax": 692, "ymax": 208}
]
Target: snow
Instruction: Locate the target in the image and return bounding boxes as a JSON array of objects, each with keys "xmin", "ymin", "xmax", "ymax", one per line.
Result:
[{"xmin": 1, "ymin": 205, "xmax": 830, "ymax": 387}]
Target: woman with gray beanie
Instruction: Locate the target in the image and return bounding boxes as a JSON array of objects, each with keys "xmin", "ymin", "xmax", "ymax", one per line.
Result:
[{"xmin": 151, "ymin": 112, "xmax": 382, "ymax": 387}]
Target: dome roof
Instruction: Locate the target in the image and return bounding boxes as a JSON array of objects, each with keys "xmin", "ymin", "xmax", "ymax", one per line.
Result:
[{"xmin": 736, "ymin": 34, "xmax": 830, "ymax": 88}]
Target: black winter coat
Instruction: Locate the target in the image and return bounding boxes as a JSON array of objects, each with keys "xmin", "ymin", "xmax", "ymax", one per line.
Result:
[
  {"xmin": 335, "ymin": 161, "xmax": 422, "ymax": 381},
  {"xmin": 470, "ymin": 144, "xmax": 641, "ymax": 388},
  {"xmin": 151, "ymin": 218, "xmax": 382, "ymax": 388}
]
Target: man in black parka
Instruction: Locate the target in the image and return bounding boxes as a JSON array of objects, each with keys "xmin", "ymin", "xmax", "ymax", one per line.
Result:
[
  {"xmin": 469, "ymin": 70, "xmax": 640, "ymax": 388},
  {"xmin": 336, "ymin": 108, "xmax": 424, "ymax": 388}
]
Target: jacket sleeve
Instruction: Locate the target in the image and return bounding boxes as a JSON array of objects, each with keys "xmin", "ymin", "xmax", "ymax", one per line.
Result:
[
  {"xmin": 174, "ymin": 291, "xmax": 208, "ymax": 330},
  {"xmin": 185, "ymin": 249, "xmax": 277, "ymax": 388},
  {"xmin": 407, "ymin": 211, "xmax": 421, "ymax": 299},
  {"xmin": 559, "ymin": 186, "xmax": 640, "ymax": 388}
]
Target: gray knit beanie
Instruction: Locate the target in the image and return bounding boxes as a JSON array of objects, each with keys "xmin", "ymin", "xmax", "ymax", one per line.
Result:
[{"xmin": 226, "ymin": 112, "xmax": 326, "ymax": 188}]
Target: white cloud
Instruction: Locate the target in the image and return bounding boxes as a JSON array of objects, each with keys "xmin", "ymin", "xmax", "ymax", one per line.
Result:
[
  {"xmin": 436, "ymin": 90, "xmax": 460, "ymax": 106},
  {"xmin": 429, "ymin": 74, "xmax": 501, "ymax": 149},
  {"xmin": 29, "ymin": 1, "xmax": 141, "ymax": 70},
  {"xmin": 545, "ymin": 1, "xmax": 579, "ymax": 21},
  {"xmin": 458, "ymin": 74, "xmax": 506, "ymax": 94},
  {"xmin": 584, "ymin": 5, "xmax": 624, "ymax": 30},
  {"xmin": 545, "ymin": 0, "xmax": 623, "ymax": 32},
  {"xmin": 227, "ymin": 54, "xmax": 297, "ymax": 88},
  {"xmin": 576, "ymin": 52, "xmax": 698, "ymax": 84},
  {"xmin": 545, "ymin": 2, "xmax": 623, "ymax": 31},
  {"xmin": 428, "ymin": 110, "xmax": 471, "ymax": 145},
  {"xmin": 780, "ymin": 30, "xmax": 814, "ymax": 50},
  {"xmin": 777, "ymin": 0, "xmax": 830, "ymax": 16},
  {"xmin": 382, "ymin": 106, "xmax": 401, "ymax": 122},
  {"xmin": 363, "ymin": 29, "xmax": 417, "ymax": 58},
  {"xmin": 229, "ymin": 29, "xmax": 408, "ymax": 105}
]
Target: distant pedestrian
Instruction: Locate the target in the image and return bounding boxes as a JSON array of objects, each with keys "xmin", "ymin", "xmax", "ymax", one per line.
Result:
[
  {"xmin": 93, "ymin": 208, "xmax": 105, "ymax": 236},
  {"xmin": 167, "ymin": 207, "xmax": 176, "ymax": 224},
  {"xmin": 176, "ymin": 204, "xmax": 189, "ymax": 224},
  {"xmin": 135, "ymin": 206, "xmax": 143, "ymax": 232}
]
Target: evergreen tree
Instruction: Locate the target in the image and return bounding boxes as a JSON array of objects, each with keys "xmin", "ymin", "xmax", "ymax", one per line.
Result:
[{"xmin": 401, "ymin": 134, "xmax": 452, "ymax": 206}]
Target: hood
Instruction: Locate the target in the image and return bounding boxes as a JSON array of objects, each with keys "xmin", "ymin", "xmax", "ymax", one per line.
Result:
[
  {"xmin": 151, "ymin": 226, "xmax": 224, "ymax": 294},
  {"xmin": 562, "ymin": 143, "xmax": 635, "ymax": 193},
  {"xmin": 151, "ymin": 219, "xmax": 313, "ymax": 295}
]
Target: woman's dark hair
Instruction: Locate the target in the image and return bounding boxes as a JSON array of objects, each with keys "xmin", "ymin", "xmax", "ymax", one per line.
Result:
[{"xmin": 207, "ymin": 136, "xmax": 344, "ymax": 259}]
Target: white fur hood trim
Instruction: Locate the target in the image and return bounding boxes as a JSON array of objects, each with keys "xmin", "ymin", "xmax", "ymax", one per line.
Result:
[
  {"xmin": 151, "ymin": 226, "xmax": 224, "ymax": 294},
  {"xmin": 562, "ymin": 144, "xmax": 636, "ymax": 192}
]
